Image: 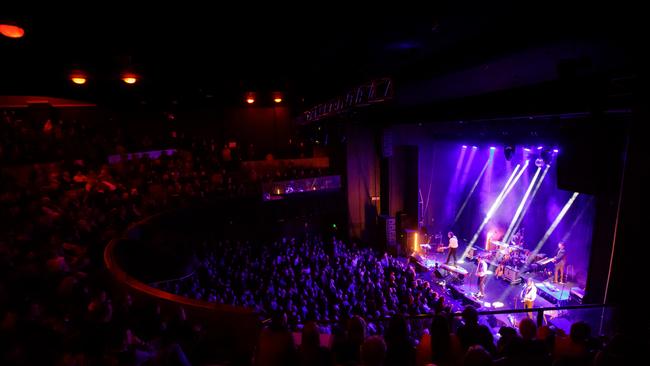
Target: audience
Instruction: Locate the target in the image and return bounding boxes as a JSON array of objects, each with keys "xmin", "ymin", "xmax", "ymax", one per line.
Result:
[{"xmin": 0, "ymin": 108, "xmax": 619, "ymax": 366}]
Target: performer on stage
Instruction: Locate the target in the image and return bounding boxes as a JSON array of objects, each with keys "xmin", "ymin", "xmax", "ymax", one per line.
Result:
[
  {"xmin": 551, "ymin": 242, "xmax": 567, "ymax": 284},
  {"xmin": 445, "ymin": 231, "xmax": 459, "ymax": 266},
  {"xmin": 520, "ymin": 277, "xmax": 537, "ymax": 319},
  {"xmin": 476, "ymin": 256, "xmax": 488, "ymax": 298}
]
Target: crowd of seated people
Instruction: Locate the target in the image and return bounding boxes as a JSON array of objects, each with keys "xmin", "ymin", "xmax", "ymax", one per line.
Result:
[
  {"xmin": 1, "ymin": 109, "xmax": 112, "ymax": 163},
  {"xmin": 156, "ymin": 237, "xmax": 452, "ymax": 331}
]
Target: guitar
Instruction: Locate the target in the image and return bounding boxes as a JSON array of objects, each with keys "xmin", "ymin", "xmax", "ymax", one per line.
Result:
[{"xmin": 495, "ymin": 262, "xmax": 505, "ymax": 278}]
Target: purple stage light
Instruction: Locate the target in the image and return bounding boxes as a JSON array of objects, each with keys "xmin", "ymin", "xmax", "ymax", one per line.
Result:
[
  {"xmin": 524, "ymin": 148, "xmax": 531, "ymax": 152},
  {"xmin": 472, "ymin": 146, "xmax": 478, "ymax": 149},
  {"xmin": 537, "ymin": 146, "xmax": 543, "ymax": 150},
  {"xmin": 462, "ymin": 145, "xmax": 467, "ymax": 149},
  {"xmin": 553, "ymin": 149, "xmax": 559, "ymax": 153},
  {"xmin": 490, "ymin": 146, "xmax": 496, "ymax": 150}
]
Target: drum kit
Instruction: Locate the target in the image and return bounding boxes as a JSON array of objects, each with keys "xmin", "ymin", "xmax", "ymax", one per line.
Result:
[{"xmin": 487, "ymin": 240, "xmax": 528, "ymax": 268}]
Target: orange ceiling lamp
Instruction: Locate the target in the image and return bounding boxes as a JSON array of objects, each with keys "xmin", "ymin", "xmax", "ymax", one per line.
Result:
[
  {"xmin": 0, "ymin": 24, "xmax": 25, "ymax": 39},
  {"xmin": 272, "ymin": 91, "xmax": 283, "ymax": 104},
  {"xmin": 70, "ymin": 71, "xmax": 87, "ymax": 85},
  {"xmin": 71, "ymin": 76, "xmax": 87, "ymax": 85},
  {"xmin": 121, "ymin": 73, "xmax": 138, "ymax": 84},
  {"xmin": 245, "ymin": 92, "xmax": 256, "ymax": 104}
]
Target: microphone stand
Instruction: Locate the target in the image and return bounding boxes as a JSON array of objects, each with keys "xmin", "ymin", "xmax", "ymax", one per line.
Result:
[{"xmin": 558, "ymin": 269, "xmax": 568, "ymax": 314}]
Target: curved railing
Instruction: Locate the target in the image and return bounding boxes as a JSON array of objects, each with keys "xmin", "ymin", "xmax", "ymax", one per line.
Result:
[{"xmin": 103, "ymin": 211, "xmax": 261, "ymax": 364}]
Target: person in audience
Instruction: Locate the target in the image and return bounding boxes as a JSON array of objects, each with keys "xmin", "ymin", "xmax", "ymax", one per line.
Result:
[
  {"xmin": 416, "ymin": 313, "xmax": 462, "ymax": 366},
  {"xmin": 384, "ymin": 315, "xmax": 415, "ymax": 366},
  {"xmin": 361, "ymin": 335, "xmax": 387, "ymax": 366},
  {"xmin": 457, "ymin": 306, "xmax": 496, "ymax": 355},
  {"xmin": 297, "ymin": 321, "xmax": 331, "ymax": 366},
  {"xmin": 463, "ymin": 345, "xmax": 493, "ymax": 366}
]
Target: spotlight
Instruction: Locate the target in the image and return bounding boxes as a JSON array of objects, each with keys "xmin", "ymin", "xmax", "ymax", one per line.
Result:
[
  {"xmin": 245, "ymin": 92, "xmax": 256, "ymax": 104},
  {"xmin": 535, "ymin": 157, "xmax": 545, "ymax": 167},
  {"xmin": 504, "ymin": 145, "xmax": 514, "ymax": 161}
]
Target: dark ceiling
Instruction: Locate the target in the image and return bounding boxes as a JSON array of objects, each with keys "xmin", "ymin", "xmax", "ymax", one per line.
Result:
[{"xmin": 0, "ymin": 3, "xmax": 640, "ymax": 110}]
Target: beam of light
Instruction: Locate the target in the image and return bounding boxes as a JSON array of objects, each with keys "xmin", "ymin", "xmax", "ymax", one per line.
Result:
[
  {"xmin": 509, "ymin": 164, "xmax": 551, "ymax": 241},
  {"xmin": 453, "ymin": 157, "xmax": 491, "ymax": 226},
  {"xmin": 459, "ymin": 146, "xmax": 477, "ymax": 188},
  {"xmin": 518, "ymin": 192, "xmax": 580, "ymax": 275},
  {"xmin": 461, "ymin": 164, "xmax": 523, "ymax": 259},
  {"xmin": 561, "ymin": 197, "xmax": 594, "ymax": 243},
  {"xmin": 503, "ymin": 166, "xmax": 542, "ymax": 244},
  {"xmin": 450, "ymin": 146, "xmax": 468, "ymax": 192},
  {"xmin": 467, "ymin": 160, "xmax": 529, "ymax": 249},
  {"xmin": 493, "ymin": 160, "xmax": 529, "ymax": 214}
]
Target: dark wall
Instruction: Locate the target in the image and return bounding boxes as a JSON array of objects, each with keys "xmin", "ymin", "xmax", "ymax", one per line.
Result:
[{"xmin": 345, "ymin": 123, "xmax": 381, "ymax": 244}]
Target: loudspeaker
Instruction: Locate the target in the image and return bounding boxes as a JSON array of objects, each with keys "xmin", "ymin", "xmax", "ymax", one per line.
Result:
[
  {"xmin": 557, "ymin": 144, "xmax": 597, "ymax": 195},
  {"xmin": 378, "ymin": 215, "xmax": 396, "ymax": 254},
  {"xmin": 504, "ymin": 266, "xmax": 521, "ymax": 284}
]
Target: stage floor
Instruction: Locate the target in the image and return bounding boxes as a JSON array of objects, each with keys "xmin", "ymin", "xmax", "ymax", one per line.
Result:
[{"xmin": 412, "ymin": 250, "xmax": 579, "ymax": 329}]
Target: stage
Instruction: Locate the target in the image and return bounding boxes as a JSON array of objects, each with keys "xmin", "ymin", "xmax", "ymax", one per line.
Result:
[{"xmin": 411, "ymin": 249, "xmax": 581, "ymax": 328}]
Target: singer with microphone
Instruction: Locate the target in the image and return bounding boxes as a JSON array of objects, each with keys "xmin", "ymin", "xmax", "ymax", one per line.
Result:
[{"xmin": 520, "ymin": 277, "xmax": 537, "ymax": 319}]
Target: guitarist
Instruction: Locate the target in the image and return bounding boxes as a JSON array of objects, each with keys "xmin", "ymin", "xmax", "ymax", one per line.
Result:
[
  {"xmin": 520, "ymin": 277, "xmax": 537, "ymax": 319},
  {"xmin": 443, "ymin": 231, "xmax": 459, "ymax": 266}
]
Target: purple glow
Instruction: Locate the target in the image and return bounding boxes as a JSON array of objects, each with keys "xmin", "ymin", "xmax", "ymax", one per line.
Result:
[
  {"xmin": 553, "ymin": 149, "xmax": 559, "ymax": 153},
  {"xmin": 416, "ymin": 141, "xmax": 594, "ymax": 307},
  {"xmin": 472, "ymin": 146, "xmax": 478, "ymax": 149},
  {"xmin": 462, "ymin": 145, "xmax": 468, "ymax": 149},
  {"xmin": 537, "ymin": 146, "xmax": 543, "ymax": 150}
]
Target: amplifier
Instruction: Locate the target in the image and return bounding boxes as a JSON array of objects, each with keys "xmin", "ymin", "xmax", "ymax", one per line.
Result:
[
  {"xmin": 466, "ymin": 247, "xmax": 476, "ymax": 259},
  {"xmin": 570, "ymin": 287, "xmax": 584, "ymax": 304},
  {"xmin": 503, "ymin": 266, "xmax": 521, "ymax": 284}
]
